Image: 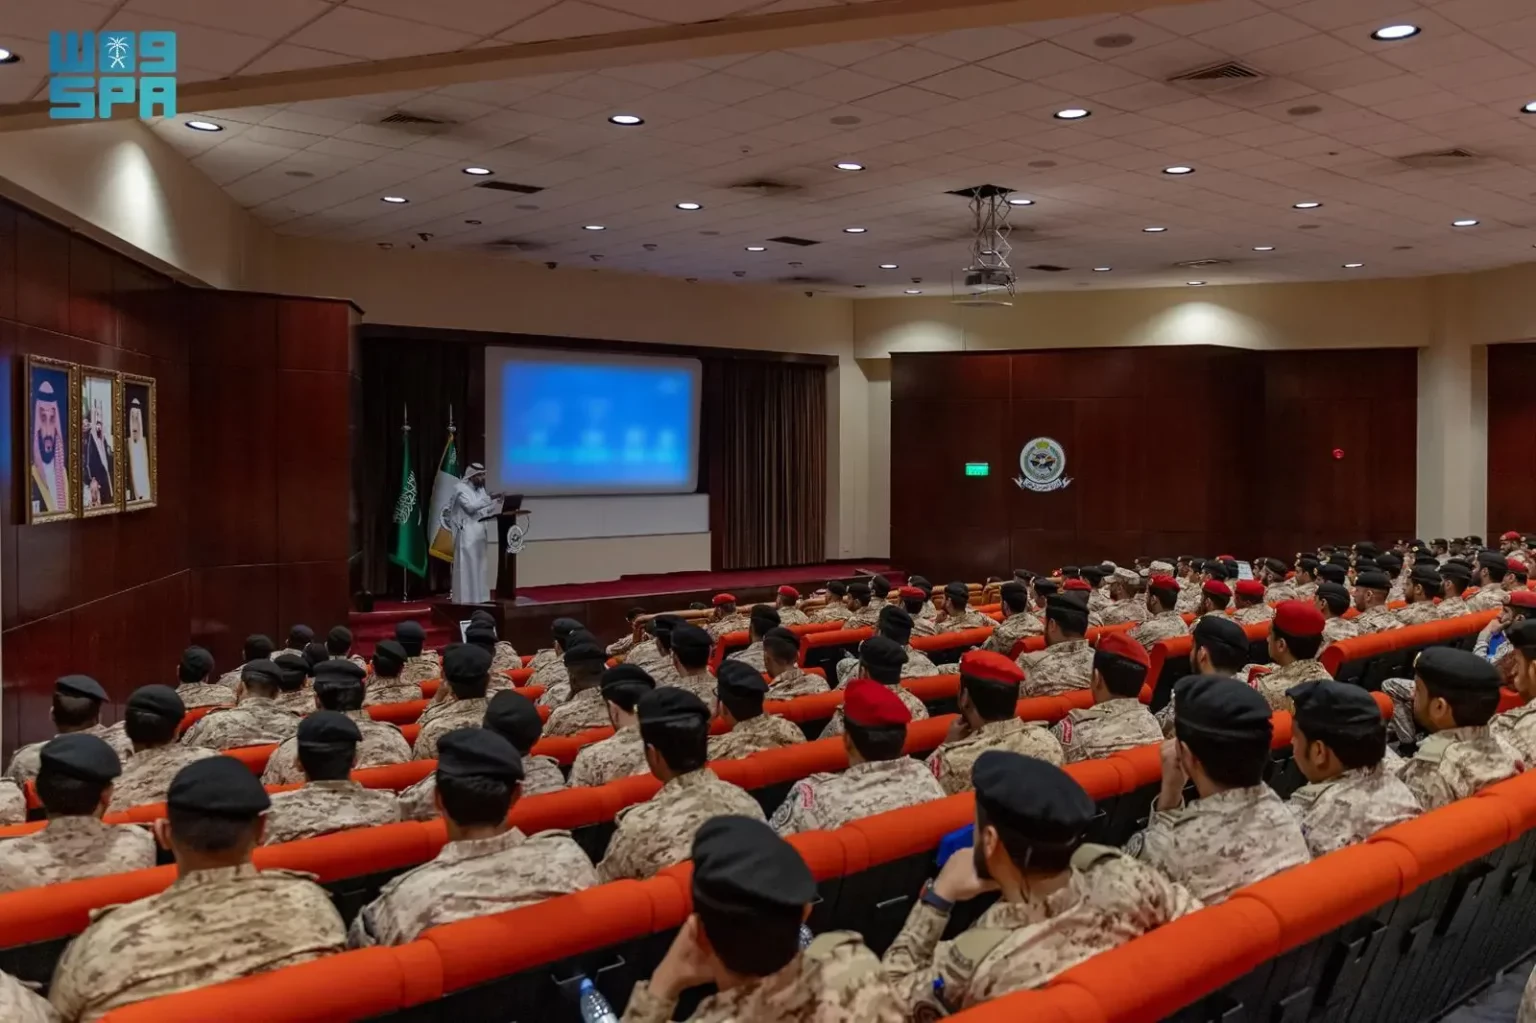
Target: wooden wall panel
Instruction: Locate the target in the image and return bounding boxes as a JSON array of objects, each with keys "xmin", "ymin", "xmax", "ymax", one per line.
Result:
[{"xmin": 1488, "ymin": 343, "xmax": 1536, "ymax": 533}]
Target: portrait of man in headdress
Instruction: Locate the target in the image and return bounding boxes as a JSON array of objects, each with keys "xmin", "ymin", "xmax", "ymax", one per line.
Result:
[
  {"xmin": 122, "ymin": 375, "xmax": 156, "ymax": 508},
  {"xmin": 26, "ymin": 357, "xmax": 76, "ymax": 523},
  {"xmin": 80, "ymin": 370, "xmax": 119, "ymax": 515}
]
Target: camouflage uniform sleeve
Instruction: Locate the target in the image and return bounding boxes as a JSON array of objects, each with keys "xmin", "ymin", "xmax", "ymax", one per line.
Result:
[
  {"xmin": 929, "ymin": 747, "xmax": 967, "ymax": 797},
  {"xmin": 881, "ymin": 902, "xmax": 999, "ymax": 1015},
  {"xmin": 0, "ymin": 970, "xmax": 56, "ymax": 1023},
  {"xmin": 1398, "ymin": 757, "xmax": 1456, "ymax": 812},
  {"xmin": 568, "ymin": 749, "xmax": 597, "ymax": 789},
  {"xmin": 619, "ymin": 980, "xmax": 677, "ymax": 1023},
  {"xmin": 1052, "ymin": 717, "xmax": 1083, "ymax": 764},
  {"xmin": 347, "ymin": 902, "xmax": 381, "ymax": 949},
  {"xmin": 47, "ymin": 921, "xmax": 100, "ymax": 1021},
  {"xmin": 770, "ymin": 779, "xmax": 819, "ymax": 836},
  {"xmin": 596, "ymin": 815, "xmax": 642, "ymax": 882},
  {"xmin": 0, "ymin": 781, "xmax": 23, "ymax": 826}
]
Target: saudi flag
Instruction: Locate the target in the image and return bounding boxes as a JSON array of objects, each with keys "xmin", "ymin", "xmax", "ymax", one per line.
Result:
[
  {"xmin": 427, "ymin": 419, "xmax": 461, "ymax": 562},
  {"xmin": 389, "ymin": 412, "xmax": 428, "ymax": 578}
]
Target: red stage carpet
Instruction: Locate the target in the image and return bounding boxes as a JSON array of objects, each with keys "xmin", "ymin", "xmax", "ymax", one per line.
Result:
[{"xmin": 514, "ymin": 562, "xmax": 897, "ymax": 604}]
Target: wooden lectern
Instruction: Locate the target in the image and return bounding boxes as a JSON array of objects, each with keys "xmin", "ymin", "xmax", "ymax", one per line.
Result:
[{"xmin": 494, "ymin": 497, "xmax": 527, "ymax": 601}]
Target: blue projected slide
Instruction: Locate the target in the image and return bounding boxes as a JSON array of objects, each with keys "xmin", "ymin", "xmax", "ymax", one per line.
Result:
[{"xmin": 484, "ymin": 348, "xmax": 701, "ymax": 496}]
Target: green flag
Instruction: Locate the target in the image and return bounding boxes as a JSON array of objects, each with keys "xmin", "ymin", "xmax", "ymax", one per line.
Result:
[
  {"xmin": 427, "ymin": 421, "xmax": 461, "ymax": 562},
  {"xmin": 389, "ymin": 413, "xmax": 428, "ymax": 578}
]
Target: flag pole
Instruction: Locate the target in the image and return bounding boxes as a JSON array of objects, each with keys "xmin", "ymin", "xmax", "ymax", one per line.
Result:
[{"xmin": 402, "ymin": 403, "xmax": 410, "ymax": 604}]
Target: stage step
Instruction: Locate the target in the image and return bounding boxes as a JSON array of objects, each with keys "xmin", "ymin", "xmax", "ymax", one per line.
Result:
[{"xmin": 349, "ymin": 603, "xmax": 453, "ymax": 658}]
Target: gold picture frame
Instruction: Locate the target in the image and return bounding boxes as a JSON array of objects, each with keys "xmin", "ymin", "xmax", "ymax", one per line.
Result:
[
  {"xmin": 79, "ymin": 367, "xmax": 123, "ymax": 517},
  {"xmin": 23, "ymin": 355, "xmax": 80, "ymax": 524},
  {"xmin": 120, "ymin": 373, "xmax": 157, "ymax": 511}
]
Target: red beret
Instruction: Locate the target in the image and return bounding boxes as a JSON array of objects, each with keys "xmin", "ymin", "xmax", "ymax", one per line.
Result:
[
  {"xmin": 1063, "ymin": 579, "xmax": 1093, "ymax": 592},
  {"xmin": 843, "ymin": 678, "xmax": 910, "ymax": 728},
  {"xmin": 1149, "ymin": 575, "xmax": 1178, "ymax": 591},
  {"xmin": 1509, "ymin": 557, "xmax": 1529, "ymax": 573},
  {"xmin": 1202, "ymin": 580, "xmax": 1231, "ymax": 598},
  {"xmin": 1217, "ymin": 554, "xmax": 1234, "ymax": 560},
  {"xmin": 777, "ymin": 585, "xmax": 799, "ymax": 598},
  {"xmin": 1503, "ymin": 531, "xmax": 1522, "ymax": 541},
  {"xmin": 1512, "ymin": 590, "xmax": 1536, "ymax": 608},
  {"xmin": 1095, "ymin": 630, "xmax": 1149, "ymax": 667},
  {"xmin": 898, "ymin": 585, "xmax": 924, "ymax": 599},
  {"xmin": 1273, "ymin": 599, "xmax": 1324, "ymax": 637},
  {"xmin": 1235, "ymin": 579, "xmax": 1266, "ymax": 599},
  {"xmin": 713, "ymin": 593, "xmax": 737, "ymax": 606},
  {"xmin": 958, "ymin": 650, "xmax": 1025, "ymax": 687}
]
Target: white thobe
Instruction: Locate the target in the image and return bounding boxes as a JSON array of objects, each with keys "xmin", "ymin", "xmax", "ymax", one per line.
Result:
[{"xmin": 445, "ymin": 481, "xmax": 500, "ymax": 604}]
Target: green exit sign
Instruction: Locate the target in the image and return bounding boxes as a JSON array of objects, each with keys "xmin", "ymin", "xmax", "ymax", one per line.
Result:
[{"xmin": 964, "ymin": 462, "xmax": 990, "ymax": 477}]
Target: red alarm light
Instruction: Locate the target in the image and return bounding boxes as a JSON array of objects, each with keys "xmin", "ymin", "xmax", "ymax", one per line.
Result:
[{"xmin": 1332, "ymin": 448, "xmax": 1345, "ymax": 460}]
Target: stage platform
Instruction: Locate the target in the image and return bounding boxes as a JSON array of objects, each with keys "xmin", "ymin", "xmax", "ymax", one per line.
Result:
[{"xmin": 353, "ymin": 562, "xmax": 896, "ymax": 656}]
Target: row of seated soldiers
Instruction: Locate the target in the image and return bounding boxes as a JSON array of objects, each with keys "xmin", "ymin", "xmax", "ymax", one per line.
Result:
[{"xmin": 6, "ymin": 578, "xmax": 1536, "ymax": 1020}]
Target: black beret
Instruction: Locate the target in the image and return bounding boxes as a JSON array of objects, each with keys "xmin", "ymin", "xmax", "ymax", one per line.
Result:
[
  {"xmin": 301, "ymin": 642, "xmax": 330, "ymax": 670},
  {"xmin": 551, "ymin": 617, "xmax": 584, "ymax": 640},
  {"xmin": 297, "ymin": 710, "xmax": 361, "ymax": 752},
  {"xmin": 1507, "ymin": 619, "xmax": 1536, "ymax": 650},
  {"xmin": 943, "ymin": 581, "xmax": 969, "ymax": 604},
  {"xmin": 168, "ymin": 757, "xmax": 271, "ymax": 816},
  {"xmin": 241, "ymin": 658, "xmax": 282, "ymax": 687},
  {"xmin": 273, "ymin": 653, "xmax": 309, "ymax": 689},
  {"xmin": 437, "ymin": 727, "xmax": 523, "ymax": 783},
  {"xmin": 327, "ymin": 626, "xmax": 353, "ymax": 648},
  {"xmin": 1192, "ymin": 615, "xmax": 1248, "ymax": 651},
  {"xmin": 465, "ymin": 622, "xmax": 498, "ymax": 647},
  {"xmin": 750, "ymin": 605, "xmax": 781, "ymax": 632},
  {"xmin": 717, "ymin": 659, "xmax": 768, "ymax": 698},
  {"xmin": 601, "ymin": 663, "xmax": 656, "ymax": 697},
  {"xmin": 443, "ymin": 643, "xmax": 493, "ymax": 685},
  {"xmin": 1044, "ymin": 594, "xmax": 1089, "ymax": 631},
  {"xmin": 1409, "ymin": 564, "xmax": 1442, "ymax": 588},
  {"xmin": 180, "ymin": 646, "xmax": 214, "ymax": 680},
  {"xmin": 394, "ymin": 620, "xmax": 426, "ymax": 643},
  {"xmin": 1354, "ymin": 570, "xmax": 1391, "ymax": 591},
  {"xmin": 858, "ymin": 634, "xmax": 907, "ymax": 683},
  {"xmin": 1298, "ymin": 557, "xmax": 1320, "ymax": 572},
  {"xmin": 1173, "ymin": 675, "xmax": 1273, "ymax": 741},
  {"xmin": 1354, "ymin": 558, "xmax": 1379, "ymax": 572},
  {"xmin": 1377, "ymin": 553, "xmax": 1403, "ymax": 573},
  {"xmin": 243, "ymin": 634, "xmax": 275, "ymax": 660},
  {"xmin": 287, "ymin": 624, "xmax": 315, "ymax": 646},
  {"xmin": 469, "ymin": 609, "xmax": 497, "ymax": 627},
  {"xmin": 1263, "ymin": 558, "xmax": 1287, "ymax": 574},
  {"xmin": 1478, "ymin": 552, "xmax": 1508, "ymax": 570},
  {"xmin": 638, "ymin": 686, "xmax": 710, "ymax": 727},
  {"xmin": 691, "ymin": 816, "xmax": 815, "ymax": 911},
  {"xmin": 56, "ymin": 675, "xmax": 107, "ymax": 701},
  {"xmin": 1355, "ymin": 542, "xmax": 1380, "ymax": 557},
  {"xmin": 999, "ymin": 580, "xmax": 1027, "ymax": 603},
  {"xmin": 1080, "ymin": 566, "xmax": 1106, "ymax": 585},
  {"xmin": 763, "ymin": 626, "xmax": 799, "ymax": 647},
  {"xmin": 1318, "ymin": 564, "xmax": 1348, "ymax": 585},
  {"xmin": 127, "ymin": 684, "xmax": 185, "ymax": 722},
  {"xmin": 314, "ymin": 659, "xmax": 367, "ymax": 689},
  {"xmin": 973, "ymin": 751, "xmax": 1094, "ymax": 843},
  {"xmin": 1032, "ymin": 578, "xmax": 1059, "ymax": 597},
  {"xmin": 563, "ymin": 642, "xmax": 607, "ymax": 668},
  {"xmin": 848, "ymin": 580, "xmax": 872, "ymax": 601},
  {"xmin": 1440, "ymin": 560, "xmax": 1472, "ymax": 581},
  {"xmin": 669, "ymin": 623, "xmax": 712, "ymax": 658},
  {"xmin": 1205, "ymin": 561, "xmax": 1229, "ymax": 581},
  {"xmin": 40, "ymin": 733, "xmax": 121, "ymax": 784},
  {"xmin": 910, "ymin": 575, "xmax": 932, "ymax": 590},
  {"xmin": 484, "ymin": 690, "xmax": 542, "ymax": 743},
  {"xmin": 653, "ymin": 614, "xmax": 685, "ymax": 634},
  {"xmin": 1289, "ymin": 680, "xmax": 1383, "ymax": 740},
  {"xmin": 371, "ymin": 640, "xmax": 407, "ymax": 676},
  {"xmin": 878, "ymin": 605, "xmax": 914, "ymax": 644},
  {"xmin": 1415, "ymin": 647, "xmax": 1501, "ymax": 693},
  {"xmin": 1316, "ymin": 581, "xmax": 1351, "ymax": 609},
  {"xmin": 1060, "ymin": 566, "xmax": 1081, "ymax": 577}
]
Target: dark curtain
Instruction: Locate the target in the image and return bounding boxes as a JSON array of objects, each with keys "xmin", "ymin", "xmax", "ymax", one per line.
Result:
[
  {"xmin": 357, "ymin": 336, "xmax": 478, "ymax": 598},
  {"xmin": 714, "ymin": 361, "xmax": 827, "ymax": 570}
]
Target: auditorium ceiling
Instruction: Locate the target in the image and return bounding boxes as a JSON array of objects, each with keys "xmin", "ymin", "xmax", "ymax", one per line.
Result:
[{"xmin": 3, "ymin": 0, "xmax": 1536, "ymax": 295}]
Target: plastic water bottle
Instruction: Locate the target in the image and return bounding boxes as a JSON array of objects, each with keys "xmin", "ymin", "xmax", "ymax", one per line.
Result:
[
  {"xmin": 578, "ymin": 977, "xmax": 619, "ymax": 1023},
  {"xmin": 799, "ymin": 924, "xmax": 814, "ymax": 950}
]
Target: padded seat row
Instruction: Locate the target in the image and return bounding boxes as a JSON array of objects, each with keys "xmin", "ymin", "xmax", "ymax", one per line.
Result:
[{"xmin": 1322, "ymin": 610, "xmax": 1499, "ymax": 690}]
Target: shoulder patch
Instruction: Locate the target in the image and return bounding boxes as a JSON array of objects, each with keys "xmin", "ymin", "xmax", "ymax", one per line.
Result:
[
  {"xmin": 1070, "ymin": 842, "xmax": 1123, "ymax": 871},
  {"xmin": 1415, "ymin": 733, "xmax": 1453, "ymax": 764},
  {"xmin": 947, "ymin": 927, "xmax": 1011, "ymax": 972},
  {"xmin": 805, "ymin": 929, "xmax": 861, "ymax": 960}
]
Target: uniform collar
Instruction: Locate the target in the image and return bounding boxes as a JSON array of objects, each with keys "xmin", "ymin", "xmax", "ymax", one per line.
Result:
[
  {"xmin": 43, "ymin": 815, "xmax": 109, "ymax": 837},
  {"xmin": 658, "ymin": 767, "xmax": 718, "ymax": 796},
  {"xmin": 303, "ymin": 778, "xmax": 364, "ymax": 793},
  {"xmin": 440, "ymin": 826, "xmax": 526, "ymax": 864},
  {"xmin": 693, "ymin": 956, "xmax": 807, "ymax": 1017},
  {"xmin": 173, "ymin": 863, "xmax": 262, "ymax": 889}
]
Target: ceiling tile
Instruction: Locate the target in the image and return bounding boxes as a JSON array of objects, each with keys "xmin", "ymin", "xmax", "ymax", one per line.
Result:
[
  {"xmin": 792, "ymin": 67, "xmax": 894, "ymax": 102},
  {"xmin": 601, "ymin": 62, "xmax": 713, "ymax": 89},
  {"xmin": 125, "ymin": 0, "xmax": 331, "ymax": 38},
  {"xmin": 239, "ymin": 44, "xmax": 355, "ymax": 76},
  {"xmin": 915, "ymin": 26, "xmax": 1036, "ymax": 62},
  {"xmin": 495, "ymin": 0, "xmax": 660, "ymax": 43},
  {"xmin": 289, "ymin": 6, "xmax": 478, "ymax": 59},
  {"xmin": 1136, "ymin": 0, "xmax": 1271, "ymax": 35},
  {"xmin": 101, "ymin": 11, "xmax": 270, "ymax": 74},
  {"xmin": 1192, "ymin": 12, "xmax": 1319, "ymax": 54},
  {"xmin": 848, "ymin": 45, "xmax": 962, "ymax": 84},
  {"xmin": 785, "ymin": 39, "xmax": 901, "ymax": 67},
  {"xmin": 981, "ymin": 40, "xmax": 1096, "ymax": 80},
  {"xmin": 728, "ymin": 50, "xmax": 839, "ymax": 87}
]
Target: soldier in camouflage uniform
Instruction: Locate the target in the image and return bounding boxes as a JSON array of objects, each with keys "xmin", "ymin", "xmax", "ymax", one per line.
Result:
[
  {"xmin": 707, "ymin": 662, "xmax": 806, "ymax": 761},
  {"xmin": 983, "ymin": 581, "xmax": 1041, "ymax": 655},
  {"xmin": 5, "ymin": 676, "xmax": 134, "ymax": 787},
  {"xmin": 541, "ymin": 643, "xmax": 613, "ymax": 738},
  {"xmin": 1260, "ymin": 558, "xmax": 1296, "ymax": 603},
  {"xmin": 1351, "ymin": 570, "xmax": 1404, "ymax": 634},
  {"xmin": 1230, "ymin": 580, "xmax": 1275, "ymax": 626},
  {"xmin": 181, "ymin": 661, "xmax": 300, "ymax": 752},
  {"xmin": 568, "ymin": 665, "xmax": 656, "ymax": 788},
  {"xmin": 1054, "ymin": 632, "xmax": 1162, "ymax": 762},
  {"xmin": 651, "ymin": 623, "xmax": 718, "ymax": 704},
  {"xmin": 807, "ymin": 581, "xmax": 854, "ymax": 624},
  {"xmin": 883, "ymin": 753, "xmax": 1200, "ymax": 1015},
  {"xmin": 1492, "ymin": 620, "xmax": 1536, "ymax": 761},
  {"xmin": 214, "ymin": 634, "xmax": 274, "ymax": 693},
  {"xmin": 1251, "ymin": 602, "xmax": 1333, "ymax": 713},
  {"xmin": 1129, "ymin": 675, "xmax": 1310, "ymax": 903},
  {"xmin": 707, "ymin": 594, "xmax": 752, "ymax": 641},
  {"xmin": 834, "ymin": 606, "xmax": 938, "ymax": 689},
  {"xmin": 533, "ymin": 628, "xmax": 602, "ymax": 708},
  {"xmin": 1285, "ymin": 681, "xmax": 1420, "ymax": 856},
  {"xmin": 1292, "ymin": 557, "xmax": 1321, "ymax": 602},
  {"xmin": 726, "ymin": 606, "xmax": 781, "ymax": 672},
  {"xmin": 1396, "ymin": 647, "xmax": 1524, "ymax": 810},
  {"xmin": 0, "ymin": 780, "xmax": 24, "ymax": 826},
  {"xmin": 821, "ymin": 636, "xmax": 928, "ymax": 739},
  {"xmin": 841, "ymin": 581, "xmax": 881, "ymax": 630},
  {"xmin": 351, "ymin": 729, "xmax": 597, "ymax": 947},
  {"xmin": 1018, "ymin": 594, "xmax": 1095, "ymax": 697},
  {"xmin": 763, "ymin": 627, "xmax": 829, "ymax": 699},
  {"xmin": 0, "ymin": 734, "xmax": 155, "ymax": 893},
  {"xmin": 392, "ymin": 620, "xmax": 443, "ymax": 689},
  {"xmin": 271, "ymin": 652, "xmax": 318, "ymax": 715},
  {"xmin": 773, "ymin": 586, "xmax": 812, "ymax": 626},
  {"xmin": 171, "ymin": 646, "xmax": 234, "ymax": 710},
  {"xmin": 773, "ymin": 677, "xmax": 942, "ymax": 835},
  {"xmin": 108, "ymin": 686, "xmax": 216, "ymax": 813},
  {"xmin": 597, "ymin": 689, "xmax": 764, "ymax": 881},
  {"xmin": 623, "ymin": 816, "xmax": 904, "ymax": 1023},
  {"xmin": 0, "ymin": 970, "xmax": 54, "ymax": 1023},
  {"xmin": 1156, "ymin": 616, "xmax": 1254, "ymax": 737},
  {"xmin": 1395, "ymin": 564, "xmax": 1446, "ymax": 626},
  {"xmin": 525, "ymin": 616, "xmax": 582, "ymax": 683},
  {"xmin": 928, "ymin": 651, "xmax": 1060, "ymax": 794},
  {"xmin": 1188, "ymin": 579, "xmax": 1232, "ymax": 630},
  {"xmin": 933, "ymin": 582, "xmax": 989, "ymax": 635},
  {"xmin": 465, "ymin": 609, "xmax": 520, "ymax": 675},
  {"xmin": 361, "ymin": 641, "xmax": 421, "ymax": 707},
  {"xmin": 1129, "ymin": 576, "xmax": 1189, "ymax": 650},
  {"xmin": 895, "ymin": 587, "xmax": 938, "ymax": 638},
  {"xmin": 1315, "ymin": 582, "xmax": 1362, "ymax": 649},
  {"xmin": 261, "ymin": 661, "xmax": 411, "ymax": 786},
  {"xmin": 1098, "ymin": 571, "xmax": 1150, "ymax": 627},
  {"xmin": 1436, "ymin": 560, "xmax": 1473, "ymax": 619},
  {"xmin": 260, "ymin": 712, "xmax": 399, "ymax": 845},
  {"xmin": 412, "ymin": 644, "xmax": 494, "ymax": 759},
  {"xmin": 1468, "ymin": 552, "xmax": 1513, "ymax": 612},
  {"xmin": 49, "ymin": 758, "xmax": 346, "ymax": 1019}
]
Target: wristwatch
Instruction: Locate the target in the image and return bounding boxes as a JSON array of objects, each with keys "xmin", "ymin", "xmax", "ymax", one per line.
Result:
[{"xmin": 919, "ymin": 880, "xmax": 954, "ymax": 914}]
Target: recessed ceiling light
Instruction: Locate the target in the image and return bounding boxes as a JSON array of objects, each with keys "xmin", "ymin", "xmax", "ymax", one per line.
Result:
[
  {"xmin": 1342, "ymin": 262, "xmax": 1364, "ymax": 268},
  {"xmin": 0, "ymin": 48, "xmax": 19, "ymax": 64},
  {"xmin": 1293, "ymin": 201, "xmax": 1323, "ymax": 209},
  {"xmin": 1054, "ymin": 107, "xmax": 1091, "ymax": 120},
  {"xmin": 904, "ymin": 289, "xmax": 922, "ymax": 295},
  {"xmin": 1253, "ymin": 245, "xmax": 1275, "ymax": 251},
  {"xmin": 583, "ymin": 225, "xmax": 605, "ymax": 231},
  {"xmin": 843, "ymin": 226, "xmax": 867, "ymax": 233},
  {"xmin": 462, "ymin": 166, "xmax": 493, "ymax": 176},
  {"xmin": 1007, "ymin": 197, "xmax": 1034, "ymax": 206},
  {"xmin": 1371, "ymin": 24, "xmax": 1420, "ymax": 40},
  {"xmin": 835, "ymin": 161, "xmax": 864, "ymax": 172},
  {"xmin": 675, "ymin": 202, "xmax": 702, "ymax": 210},
  {"xmin": 1523, "ymin": 101, "xmax": 1536, "ymax": 114},
  {"xmin": 1186, "ymin": 281, "xmax": 1206, "ymax": 286},
  {"xmin": 745, "ymin": 245, "xmax": 766, "ymax": 251},
  {"xmin": 381, "ymin": 196, "xmax": 409, "ymax": 204},
  {"xmin": 1163, "ymin": 165, "xmax": 1194, "ymax": 175},
  {"xmin": 1093, "ymin": 266, "xmax": 1112, "ymax": 272},
  {"xmin": 879, "ymin": 263, "xmax": 899, "ymax": 269},
  {"xmin": 1452, "ymin": 218, "xmax": 1479, "ymax": 227},
  {"xmin": 185, "ymin": 120, "xmax": 222, "ymax": 132},
  {"xmin": 609, "ymin": 114, "xmax": 644, "ymax": 125},
  {"xmin": 1143, "ymin": 226, "xmax": 1167, "ymax": 233}
]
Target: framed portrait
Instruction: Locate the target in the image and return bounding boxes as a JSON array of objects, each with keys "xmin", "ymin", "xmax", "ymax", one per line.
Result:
[
  {"xmin": 24, "ymin": 355, "xmax": 79, "ymax": 524},
  {"xmin": 120, "ymin": 373, "xmax": 157, "ymax": 510},
  {"xmin": 79, "ymin": 368, "xmax": 122, "ymax": 517}
]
